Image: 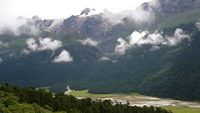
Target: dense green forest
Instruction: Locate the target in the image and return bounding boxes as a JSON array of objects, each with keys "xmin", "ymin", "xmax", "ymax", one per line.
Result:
[{"xmin": 0, "ymin": 83, "xmax": 171, "ymax": 113}]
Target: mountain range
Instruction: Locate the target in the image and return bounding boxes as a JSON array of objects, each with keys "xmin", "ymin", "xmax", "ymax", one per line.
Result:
[{"xmin": 1, "ymin": 0, "xmax": 200, "ymax": 101}]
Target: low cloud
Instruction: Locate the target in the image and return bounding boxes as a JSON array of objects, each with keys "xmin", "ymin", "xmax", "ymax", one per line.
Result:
[
  {"xmin": 26, "ymin": 38, "xmax": 38, "ymax": 51},
  {"xmin": 115, "ymin": 28, "xmax": 190, "ymax": 55},
  {"xmin": 196, "ymin": 22, "xmax": 200, "ymax": 30},
  {"xmin": 0, "ymin": 0, "xmax": 41, "ymax": 35},
  {"xmin": 79, "ymin": 38, "xmax": 98, "ymax": 46},
  {"xmin": 129, "ymin": 31, "xmax": 148, "ymax": 46},
  {"xmin": 102, "ymin": 0, "xmax": 160, "ymax": 25},
  {"xmin": 130, "ymin": 5, "xmax": 156, "ymax": 24},
  {"xmin": 24, "ymin": 37, "xmax": 62, "ymax": 54},
  {"xmin": 166, "ymin": 28, "xmax": 190, "ymax": 46},
  {"xmin": 38, "ymin": 38, "xmax": 62, "ymax": 51},
  {"xmin": 99, "ymin": 56, "xmax": 111, "ymax": 61},
  {"xmin": 115, "ymin": 38, "xmax": 130, "ymax": 55},
  {"xmin": 53, "ymin": 50, "xmax": 73, "ymax": 63},
  {"xmin": 0, "ymin": 17, "xmax": 41, "ymax": 36},
  {"xmin": 0, "ymin": 41, "xmax": 9, "ymax": 48},
  {"xmin": 45, "ymin": 19, "xmax": 63, "ymax": 32},
  {"xmin": 102, "ymin": 8, "xmax": 155, "ymax": 25}
]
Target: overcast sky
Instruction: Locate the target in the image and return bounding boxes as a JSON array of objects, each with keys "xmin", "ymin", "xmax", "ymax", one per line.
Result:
[{"xmin": 0, "ymin": 0, "xmax": 150, "ymax": 19}]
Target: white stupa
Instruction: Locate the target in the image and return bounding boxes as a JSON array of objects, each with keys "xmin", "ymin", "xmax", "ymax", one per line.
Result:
[{"xmin": 64, "ymin": 85, "xmax": 72, "ymax": 95}]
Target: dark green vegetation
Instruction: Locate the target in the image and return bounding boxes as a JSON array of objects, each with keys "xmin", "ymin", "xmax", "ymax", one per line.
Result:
[
  {"xmin": 0, "ymin": 84, "xmax": 171, "ymax": 113},
  {"xmin": 1, "ymin": 0, "xmax": 200, "ymax": 103},
  {"xmin": 1, "ymin": 23, "xmax": 200, "ymax": 101}
]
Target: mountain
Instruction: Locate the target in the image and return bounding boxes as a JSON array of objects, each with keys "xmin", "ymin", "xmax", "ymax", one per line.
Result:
[{"xmin": 1, "ymin": 0, "xmax": 200, "ymax": 101}]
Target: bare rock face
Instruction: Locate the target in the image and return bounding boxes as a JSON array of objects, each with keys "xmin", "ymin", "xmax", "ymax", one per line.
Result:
[
  {"xmin": 62, "ymin": 15, "xmax": 87, "ymax": 33},
  {"xmin": 80, "ymin": 8, "xmax": 91, "ymax": 16},
  {"xmin": 79, "ymin": 15, "xmax": 114, "ymax": 39},
  {"xmin": 61, "ymin": 8, "xmax": 116, "ymax": 39}
]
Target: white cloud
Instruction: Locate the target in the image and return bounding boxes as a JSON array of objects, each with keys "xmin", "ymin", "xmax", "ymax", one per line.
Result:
[
  {"xmin": 132, "ymin": 31, "xmax": 165, "ymax": 46},
  {"xmin": 79, "ymin": 38, "xmax": 98, "ymax": 46},
  {"xmin": 196, "ymin": 22, "xmax": 200, "ymax": 30},
  {"xmin": 53, "ymin": 50, "xmax": 73, "ymax": 63},
  {"xmin": 26, "ymin": 38, "xmax": 38, "ymax": 51},
  {"xmin": 114, "ymin": 38, "xmax": 130, "ymax": 55},
  {"xmin": 166, "ymin": 28, "xmax": 190, "ymax": 46},
  {"xmin": 25, "ymin": 37, "xmax": 62, "ymax": 53},
  {"xmin": 0, "ymin": 41, "xmax": 9, "ymax": 48},
  {"xmin": 38, "ymin": 38, "xmax": 62, "ymax": 51},
  {"xmin": 131, "ymin": 5, "xmax": 155, "ymax": 24},
  {"xmin": 115, "ymin": 28, "xmax": 190, "ymax": 55},
  {"xmin": 129, "ymin": 31, "xmax": 148, "ymax": 46},
  {"xmin": 99, "ymin": 56, "xmax": 111, "ymax": 61},
  {"xmin": 102, "ymin": 1, "xmax": 157, "ymax": 25}
]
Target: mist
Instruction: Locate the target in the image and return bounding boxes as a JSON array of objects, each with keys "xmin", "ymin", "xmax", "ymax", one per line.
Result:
[{"xmin": 102, "ymin": 0, "xmax": 160, "ymax": 26}]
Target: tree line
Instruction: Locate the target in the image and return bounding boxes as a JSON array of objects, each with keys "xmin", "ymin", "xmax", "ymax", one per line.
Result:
[{"xmin": 0, "ymin": 83, "xmax": 172, "ymax": 113}]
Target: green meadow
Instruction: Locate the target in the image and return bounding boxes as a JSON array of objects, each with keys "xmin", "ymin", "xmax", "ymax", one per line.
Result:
[{"xmin": 69, "ymin": 90, "xmax": 200, "ymax": 113}]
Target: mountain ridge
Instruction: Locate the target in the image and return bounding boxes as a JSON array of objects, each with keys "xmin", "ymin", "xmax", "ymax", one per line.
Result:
[{"xmin": 0, "ymin": 0, "xmax": 200, "ymax": 101}]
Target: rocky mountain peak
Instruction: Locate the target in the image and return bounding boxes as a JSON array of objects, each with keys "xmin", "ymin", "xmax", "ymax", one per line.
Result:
[{"xmin": 80, "ymin": 8, "xmax": 96, "ymax": 16}]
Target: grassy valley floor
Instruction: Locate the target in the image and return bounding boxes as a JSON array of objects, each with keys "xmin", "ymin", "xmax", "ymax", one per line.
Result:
[{"xmin": 69, "ymin": 90, "xmax": 200, "ymax": 113}]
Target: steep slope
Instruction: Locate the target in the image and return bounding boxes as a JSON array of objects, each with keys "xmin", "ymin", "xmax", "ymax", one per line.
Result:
[{"xmin": 0, "ymin": 0, "xmax": 200, "ymax": 101}]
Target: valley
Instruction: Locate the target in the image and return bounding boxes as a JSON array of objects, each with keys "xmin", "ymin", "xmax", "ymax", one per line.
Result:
[
  {"xmin": 1, "ymin": 0, "xmax": 200, "ymax": 112},
  {"xmin": 69, "ymin": 90, "xmax": 200, "ymax": 113}
]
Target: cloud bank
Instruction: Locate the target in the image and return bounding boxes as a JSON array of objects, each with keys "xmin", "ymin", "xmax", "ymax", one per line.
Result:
[
  {"xmin": 24, "ymin": 37, "xmax": 62, "ymax": 54},
  {"xmin": 53, "ymin": 50, "xmax": 73, "ymax": 63},
  {"xmin": 115, "ymin": 28, "xmax": 190, "ymax": 55}
]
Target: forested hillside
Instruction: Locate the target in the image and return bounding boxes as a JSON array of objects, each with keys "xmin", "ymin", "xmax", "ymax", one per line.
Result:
[
  {"xmin": 0, "ymin": 84, "xmax": 171, "ymax": 113},
  {"xmin": 1, "ymin": 0, "xmax": 200, "ymax": 101}
]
